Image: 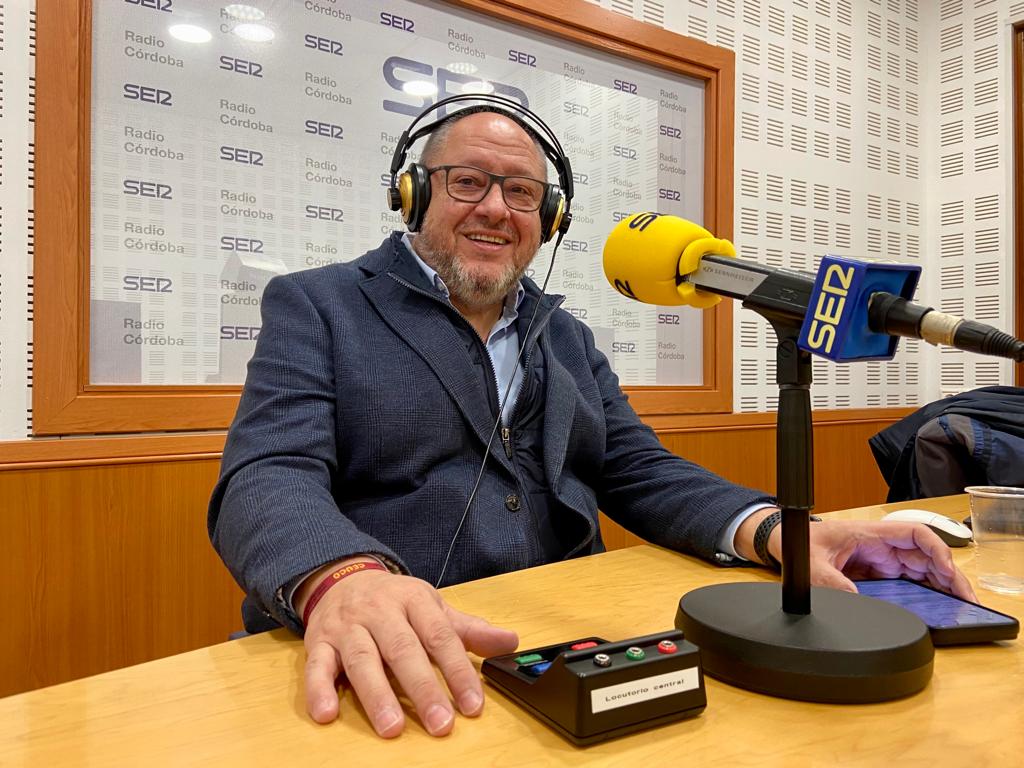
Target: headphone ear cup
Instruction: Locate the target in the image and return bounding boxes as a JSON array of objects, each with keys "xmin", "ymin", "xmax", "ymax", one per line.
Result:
[
  {"xmin": 538, "ymin": 185, "xmax": 566, "ymax": 243},
  {"xmin": 401, "ymin": 163, "xmax": 432, "ymax": 231}
]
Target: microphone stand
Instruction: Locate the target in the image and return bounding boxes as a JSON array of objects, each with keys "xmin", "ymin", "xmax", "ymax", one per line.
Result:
[
  {"xmin": 776, "ymin": 328, "xmax": 813, "ymax": 614},
  {"xmin": 675, "ymin": 319, "xmax": 935, "ymax": 703}
]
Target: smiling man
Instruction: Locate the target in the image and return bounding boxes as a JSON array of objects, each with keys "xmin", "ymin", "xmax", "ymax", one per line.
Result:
[
  {"xmin": 209, "ymin": 104, "xmax": 973, "ymax": 741},
  {"xmin": 413, "ymin": 112, "xmax": 546, "ymax": 334}
]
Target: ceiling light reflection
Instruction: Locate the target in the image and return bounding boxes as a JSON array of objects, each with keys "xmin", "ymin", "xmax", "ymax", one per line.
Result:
[{"xmin": 232, "ymin": 23, "xmax": 275, "ymax": 42}]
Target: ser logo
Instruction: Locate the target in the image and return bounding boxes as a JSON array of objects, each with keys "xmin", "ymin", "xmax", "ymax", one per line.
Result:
[
  {"xmin": 565, "ymin": 307, "xmax": 588, "ymax": 320},
  {"xmin": 659, "ymin": 125, "xmax": 682, "ymax": 139},
  {"xmin": 571, "ymin": 172, "xmax": 589, "ymax": 185},
  {"xmin": 219, "ymin": 146, "xmax": 264, "ymax": 166},
  {"xmin": 304, "ymin": 34, "xmax": 344, "ymax": 55},
  {"xmin": 508, "ymin": 50, "xmax": 537, "ymax": 67},
  {"xmin": 123, "ymin": 179, "xmax": 172, "ymax": 198},
  {"xmin": 657, "ymin": 313, "xmax": 681, "ymax": 325},
  {"xmin": 123, "ymin": 275, "xmax": 172, "ymax": 292},
  {"xmin": 612, "ymin": 342, "xmax": 637, "ymax": 353},
  {"xmin": 613, "ymin": 79, "xmax": 638, "ymax": 94},
  {"xmin": 219, "ymin": 56, "xmax": 263, "ymax": 77},
  {"xmin": 383, "ymin": 56, "xmax": 528, "ymax": 117},
  {"xmin": 305, "ymin": 204, "xmax": 344, "ymax": 221},
  {"xmin": 220, "ymin": 236, "xmax": 264, "ymax": 253},
  {"xmin": 380, "ymin": 12, "xmax": 415, "ymax": 32},
  {"xmin": 628, "ymin": 212, "xmax": 661, "ymax": 231},
  {"xmin": 124, "ymin": 0, "xmax": 172, "ymax": 11},
  {"xmin": 658, "ymin": 188, "xmax": 681, "ymax": 201},
  {"xmin": 612, "ymin": 211, "xmax": 631, "ymax": 222},
  {"xmin": 123, "ymin": 83, "xmax": 172, "ymax": 106},
  {"xmin": 563, "ymin": 101, "xmax": 589, "ymax": 117},
  {"xmin": 221, "ymin": 325, "xmax": 261, "ymax": 340},
  {"xmin": 803, "ymin": 263, "xmax": 854, "ymax": 354},
  {"xmin": 612, "ymin": 145, "xmax": 637, "ymax": 160},
  {"xmin": 304, "ymin": 120, "xmax": 344, "ymax": 139},
  {"xmin": 563, "ymin": 240, "xmax": 588, "ymax": 253}
]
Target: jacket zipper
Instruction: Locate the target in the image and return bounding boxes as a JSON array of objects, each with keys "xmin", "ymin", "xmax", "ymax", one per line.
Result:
[{"xmin": 388, "ymin": 271, "xmax": 571, "ymax": 561}]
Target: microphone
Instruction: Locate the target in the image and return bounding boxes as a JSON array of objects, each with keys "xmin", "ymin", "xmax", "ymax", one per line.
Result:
[{"xmin": 603, "ymin": 212, "xmax": 1024, "ymax": 363}]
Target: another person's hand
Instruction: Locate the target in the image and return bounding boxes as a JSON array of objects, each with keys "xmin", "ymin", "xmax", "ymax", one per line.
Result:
[
  {"xmin": 296, "ymin": 559, "xmax": 519, "ymax": 738},
  {"xmin": 802, "ymin": 519, "xmax": 977, "ymax": 601}
]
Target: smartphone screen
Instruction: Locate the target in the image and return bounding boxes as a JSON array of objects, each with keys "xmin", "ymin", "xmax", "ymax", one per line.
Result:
[{"xmin": 855, "ymin": 579, "xmax": 1019, "ymax": 645}]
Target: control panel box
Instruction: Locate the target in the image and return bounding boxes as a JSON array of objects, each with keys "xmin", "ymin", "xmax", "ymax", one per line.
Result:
[{"xmin": 483, "ymin": 629, "xmax": 705, "ymax": 745}]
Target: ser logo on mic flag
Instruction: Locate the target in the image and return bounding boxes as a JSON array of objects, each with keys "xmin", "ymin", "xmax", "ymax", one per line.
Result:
[{"xmin": 797, "ymin": 255, "xmax": 920, "ymax": 362}]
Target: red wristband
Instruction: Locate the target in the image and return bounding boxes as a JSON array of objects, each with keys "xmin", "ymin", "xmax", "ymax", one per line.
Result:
[{"xmin": 301, "ymin": 561, "xmax": 388, "ymax": 627}]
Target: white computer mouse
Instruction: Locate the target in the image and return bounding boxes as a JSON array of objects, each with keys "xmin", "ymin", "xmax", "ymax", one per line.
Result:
[{"xmin": 881, "ymin": 508, "xmax": 974, "ymax": 547}]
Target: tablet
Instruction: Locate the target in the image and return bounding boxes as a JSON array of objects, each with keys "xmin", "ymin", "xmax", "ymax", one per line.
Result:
[{"xmin": 855, "ymin": 578, "xmax": 1019, "ymax": 645}]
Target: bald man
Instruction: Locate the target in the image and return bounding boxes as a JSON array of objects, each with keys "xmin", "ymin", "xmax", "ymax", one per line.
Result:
[{"xmin": 209, "ymin": 108, "xmax": 973, "ymax": 739}]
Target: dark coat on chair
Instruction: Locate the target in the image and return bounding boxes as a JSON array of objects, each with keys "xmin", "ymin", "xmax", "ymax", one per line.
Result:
[{"xmin": 870, "ymin": 386, "xmax": 1024, "ymax": 502}]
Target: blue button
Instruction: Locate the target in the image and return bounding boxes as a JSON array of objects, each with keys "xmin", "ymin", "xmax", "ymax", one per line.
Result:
[{"xmin": 525, "ymin": 661, "xmax": 552, "ymax": 676}]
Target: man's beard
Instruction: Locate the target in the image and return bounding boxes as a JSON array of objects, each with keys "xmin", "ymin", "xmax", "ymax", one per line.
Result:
[{"xmin": 415, "ymin": 225, "xmax": 535, "ymax": 311}]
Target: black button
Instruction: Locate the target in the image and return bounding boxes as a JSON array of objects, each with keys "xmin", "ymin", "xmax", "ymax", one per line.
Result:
[{"xmin": 505, "ymin": 493, "xmax": 521, "ymax": 511}]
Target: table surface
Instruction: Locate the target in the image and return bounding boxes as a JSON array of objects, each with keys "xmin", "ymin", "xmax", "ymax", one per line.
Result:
[{"xmin": 2, "ymin": 495, "xmax": 1021, "ymax": 767}]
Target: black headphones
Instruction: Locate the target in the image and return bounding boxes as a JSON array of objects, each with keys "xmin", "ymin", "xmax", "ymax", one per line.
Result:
[{"xmin": 386, "ymin": 94, "xmax": 574, "ymax": 243}]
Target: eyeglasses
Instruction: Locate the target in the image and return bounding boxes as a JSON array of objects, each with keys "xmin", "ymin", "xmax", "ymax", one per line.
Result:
[{"xmin": 427, "ymin": 165, "xmax": 548, "ymax": 212}]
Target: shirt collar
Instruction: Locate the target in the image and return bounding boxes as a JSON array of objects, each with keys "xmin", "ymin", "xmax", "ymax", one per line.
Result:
[{"xmin": 401, "ymin": 232, "xmax": 524, "ymax": 315}]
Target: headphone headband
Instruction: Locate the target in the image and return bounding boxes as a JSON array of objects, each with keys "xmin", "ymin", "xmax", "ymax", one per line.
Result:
[
  {"xmin": 387, "ymin": 95, "xmax": 574, "ymax": 241},
  {"xmin": 390, "ymin": 95, "xmax": 573, "ymax": 202}
]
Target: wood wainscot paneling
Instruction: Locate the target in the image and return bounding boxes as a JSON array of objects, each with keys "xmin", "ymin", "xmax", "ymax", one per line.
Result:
[
  {"xmin": 0, "ymin": 456, "xmax": 243, "ymax": 698},
  {"xmin": 0, "ymin": 407, "xmax": 905, "ymax": 697},
  {"xmin": 600, "ymin": 410, "xmax": 905, "ymax": 550}
]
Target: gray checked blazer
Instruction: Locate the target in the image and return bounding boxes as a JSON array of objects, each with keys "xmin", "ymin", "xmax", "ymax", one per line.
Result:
[{"xmin": 208, "ymin": 233, "xmax": 772, "ymax": 633}]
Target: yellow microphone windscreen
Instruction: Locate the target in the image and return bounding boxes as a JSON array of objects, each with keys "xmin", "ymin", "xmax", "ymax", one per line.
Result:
[{"xmin": 602, "ymin": 213, "xmax": 715, "ymax": 306}]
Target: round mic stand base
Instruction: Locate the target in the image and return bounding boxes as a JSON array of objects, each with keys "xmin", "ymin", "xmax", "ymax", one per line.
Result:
[{"xmin": 676, "ymin": 582, "xmax": 934, "ymax": 703}]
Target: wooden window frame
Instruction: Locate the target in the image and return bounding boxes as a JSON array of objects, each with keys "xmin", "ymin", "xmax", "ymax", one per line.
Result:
[
  {"xmin": 34, "ymin": 0, "xmax": 735, "ymax": 436},
  {"xmin": 1014, "ymin": 22, "xmax": 1023, "ymax": 385}
]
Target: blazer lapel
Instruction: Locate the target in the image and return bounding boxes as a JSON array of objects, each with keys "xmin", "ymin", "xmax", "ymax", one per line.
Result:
[
  {"xmin": 358, "ymin": 266, "xmax": 516, "ymax": 476},
  {"xmin": 540, "ymin": 331, "xmax": 578, "ymax": 491}
]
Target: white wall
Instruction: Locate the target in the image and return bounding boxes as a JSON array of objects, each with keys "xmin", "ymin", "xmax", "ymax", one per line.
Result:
[{"xmin": 0, "ymin": 0, "xmax": 1021, "ymax": 440}]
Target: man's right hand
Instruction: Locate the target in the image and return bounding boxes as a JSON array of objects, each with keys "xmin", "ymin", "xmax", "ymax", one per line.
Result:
[{"xmin": 295, "ymin": 558, "xmax": 519, "ymax": 738}]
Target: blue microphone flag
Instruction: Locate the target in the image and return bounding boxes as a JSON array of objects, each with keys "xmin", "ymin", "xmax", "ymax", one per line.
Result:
[{"xmin": 798, "ymin": 255, "xmax": 921, "ymax": 362}]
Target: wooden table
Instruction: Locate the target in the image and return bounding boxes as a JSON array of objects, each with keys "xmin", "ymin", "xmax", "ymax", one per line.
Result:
[{"xmin": 2, "ymin": 496, "xmax": 1021, "ymax": 766}]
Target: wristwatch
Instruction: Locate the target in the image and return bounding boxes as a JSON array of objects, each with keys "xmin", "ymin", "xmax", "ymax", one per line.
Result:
[{"xmin": 753, "ymin": 511, "xmax": 822, "ymax": 571}]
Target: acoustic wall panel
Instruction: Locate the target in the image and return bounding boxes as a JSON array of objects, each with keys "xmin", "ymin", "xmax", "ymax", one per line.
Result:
[{"xmin": 596, "ymin": 0, "xmax": 1021, "ymax": 411}]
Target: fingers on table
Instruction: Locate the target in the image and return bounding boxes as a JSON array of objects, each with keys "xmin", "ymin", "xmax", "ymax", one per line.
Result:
[
  {"xmin": 336, "ymin": 623, "xmax": 407, "ymax": 737},
  {"xmin": 304, "ymin": 639, "xmax": 344, "ymax": 725},
  {"xmin": 447, "ymin": 607, "xmax": 520, "ymax": 660},
  {"xmin": 363, "ymin": 598, "xmax": 477, "ymax": 734}
]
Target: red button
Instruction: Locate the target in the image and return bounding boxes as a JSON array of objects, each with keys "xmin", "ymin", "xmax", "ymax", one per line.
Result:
[
  {"xmin": 571, "ymin": 641, "xmax": 598, "ymax": 650},
  {"xmin": 657, "ymin": 640, "xmax": 678, "ymax": 654}
]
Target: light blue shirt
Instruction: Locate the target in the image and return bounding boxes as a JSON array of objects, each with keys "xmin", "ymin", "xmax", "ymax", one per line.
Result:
[
  {"xmin": 403, "ymin": 234, "xmax": 525, "ymax": 425},
  {"xmin": 401, "ymin": 233, "xmax": 768, "ymax": 561}
]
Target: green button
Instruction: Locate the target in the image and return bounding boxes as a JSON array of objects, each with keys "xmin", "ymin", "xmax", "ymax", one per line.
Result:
[
  {"xmin": 625, "ymin": 646, "xmax": 645, "ymax": 661},
  {"xmin": 515, "ymin": 653, "xmax": 544, "ymax": 665}
]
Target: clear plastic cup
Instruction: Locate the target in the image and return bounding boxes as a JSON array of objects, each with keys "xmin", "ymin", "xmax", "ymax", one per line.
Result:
[{"xmin": 965, "ymin": 486, "xmax": 1024, "ymax": 595}]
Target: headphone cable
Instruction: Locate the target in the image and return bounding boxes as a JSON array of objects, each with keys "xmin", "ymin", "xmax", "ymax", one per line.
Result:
[{"xmin": 433, "ymin": 231, "xmax": 565, "ymax": 589}]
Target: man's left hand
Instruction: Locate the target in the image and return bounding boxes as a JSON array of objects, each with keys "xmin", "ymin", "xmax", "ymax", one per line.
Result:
[{"xmin": 801, "ymin": 519, "xmax": 977, "ymax": 601}]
